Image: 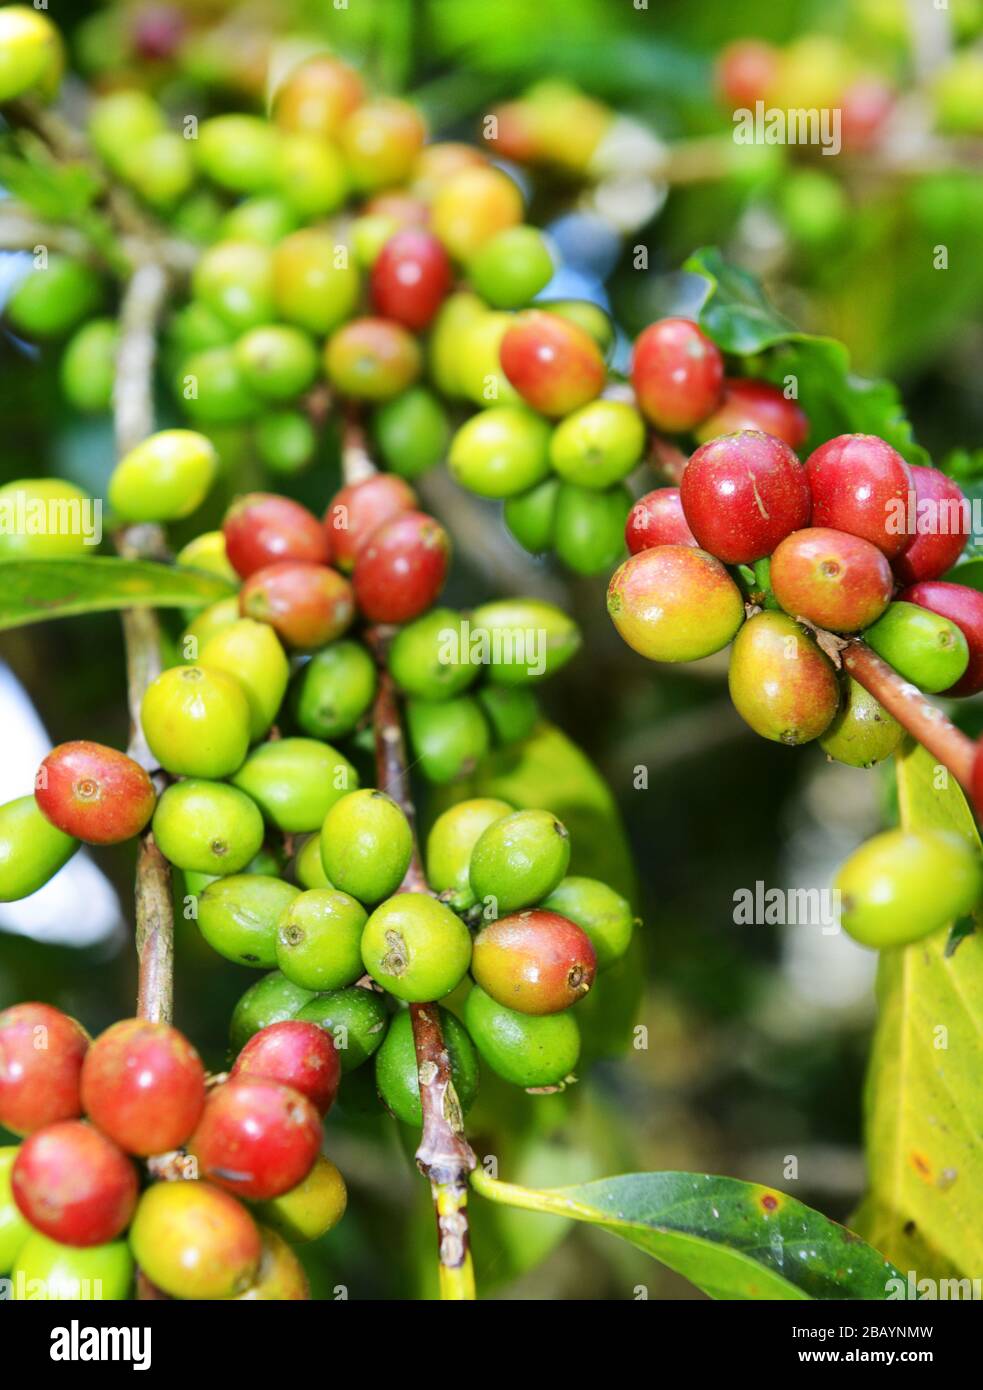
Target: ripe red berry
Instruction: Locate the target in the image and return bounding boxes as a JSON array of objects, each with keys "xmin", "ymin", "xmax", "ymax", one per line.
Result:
[
  {"xmin": 231, "ymin": 1021, "xmax": 340, "ymax": 1117},
  {"xmin": 716, "ymin": 39, "xmax": 780, "ymax": 108},
  {"xmin": 500, "ymin": 311, "xmax": 606, "ymax": 418},
  {"xmin": 806, "ymin": 434, "xmax": 912, "ymax": 559},
  {"xmin": 224, "ymin": 493, "xmax": 331, "ymax": 578},
  {"xmin": 695, "ymin": 378, "xmax": 809, "ymax": 450},
  {"xmin": 189, "ymin": 1077, "xmax": 322, "ymax": 1201},
  {"xmin": 80, "ymin": 1018, "xmax": 206, "ymax": 1157},
  {"xmin": 371, "ymin": 229, "xmax": 452, "ymax": 331},
  {"xmin": 0, "ymin": 1002, "xmax": 89, "ymax": 1136},
  {"xmin": 770, "ymin": 528, "xmax": 893, "ymax": 633},
  {"xmin": 325, "ymin": 473, "xmax": 417, "ymax": 572},
  {"xmin": 34, "ymin": 741, "xmax": 155, "ymax": 845},
  {"xmin": 472, "ymin": 910, "xmax": 596, "ymax": 1015},
  {"xmin": 12, "ymin": 1121, "xmax": 138, "ymax": 1246},
  {"xmin": 353, "ymin": 510, "xmax": 451, "ymax": 623},
  {"xmin": 892, "ymin": 465, "xmax": 969, "ymax": 586},
  {"xmin": 240, "ymin": 562, "xmax": 355, "ymax": 649},
  {"xmin": 631, "ymin": 318, "xmax": 724, "ymax": 433},
  {"xmin": 625, "ymin": 488, "xmax": 697, "ymax": 554},
  {"xmin": 900, "ymin": 580, "xmax": 983, "ymax": 697},
  {"xmin": 680, "ymin": 430, "xmax": 811, "ymax": 564}
]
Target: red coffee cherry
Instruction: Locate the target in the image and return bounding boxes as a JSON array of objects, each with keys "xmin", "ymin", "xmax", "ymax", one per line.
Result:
[
  {"xmin": 841, "ymin": 77, "xmax": 894, "ymax": 152},
  {"xmin": 35, "ymin": 741, "xmax": 155, "ymax": 845},
  {"xmin": 716, "ymin": 39, "xmax": 780, "ymax": 108},
  {"xmin": 770, "ymin": 528, "xmax": 893, "ymax": 633},
  {"xmin": 240, "ymin": 562, "xmax": 355, "ymax": 649},
  {"xmin": 892, "ymin": 465, "xmax": 969, "ymax": 586},
  {"xmin": 80, "ymin": 1018, "xmax": 206, "ymax": 1157},
  {"xmin": 231, "ymin": 1021, "xmax": 340, "ymax": 1117},
  {"xmin": 900, "ymin": 580, "xmax": 983, "ymax": 696},
  {"xmin": 625, "ymin": 488, "xmax": 697, "ymax": 554},
  {"xmin": 12, "ymin": 1120, "xmax": 138, "ymax": 1246},
  {"xmin": 353, "ymin": 510, "xmax": 451, "ymax": 623},
  {"xmin": 695, "ymin": 378, "xmax": 809, "ymax": 450},
  {"xmin": 500, "ymin": 310, "xmax": 606, "ymax": 418},
  {"xmin": 631, "ymin": 318, "xmax": 724, "ymax": 433},
  {"xmin": 806, "ymin": 434, "xmax": 912, "ymax": 559},
  {"xmin": 680, "ymin": 430, "xmax": 811, "ymax": 564},
  {"xmin": 472, "ymin": 910, "xmax": 596, "ymax": 1015},
  {"xmin": 189, "ymin": 1077, "xmax": 322, "ymax": 1201},
  {"xmin": 224, "ymin": 492, "xmax": 331, "ymax": 578},
  {"xmin": 0, "ymin": 1002, "xmax": 89, "ymax": 1135},
  {"xmin": 370, "ymin": 229, "xmax": 452, "ymax": 330},
  {"xmin": 325, "ymin": 473, "xmax": 417, "ymax": 572}
]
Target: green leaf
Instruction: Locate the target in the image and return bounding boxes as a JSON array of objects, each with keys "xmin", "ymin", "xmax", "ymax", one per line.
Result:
[
  {"xmin": 472, "ymin": 1168, "xmax": 903, "ymax": 1300},
  {"xmin": 0, "ymin": 142, "xmax": 102, "ymax": 222},
  {"xmin": 0, "ymin": 558, "xmax": 237, "ymax": 630},
  {"xmin": 853, "ymin": 743, "xmax": 983, "ymax": 1280},
  {"xmin": 943, "ymin": 555, "xmax": 983, "ymax": 589},
  {"xmin": 676, "ymin": 247, "xmax": 929, "ymax": 465}
]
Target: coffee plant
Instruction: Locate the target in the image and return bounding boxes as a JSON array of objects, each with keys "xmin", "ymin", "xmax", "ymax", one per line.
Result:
[{"xmin": 0, "ymin": 2, "xmax": 980, "ymax": 1306}]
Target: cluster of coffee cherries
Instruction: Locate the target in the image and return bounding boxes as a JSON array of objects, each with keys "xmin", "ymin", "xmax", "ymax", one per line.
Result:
[{"xmin": 0, "ymin": 1002, "xmax": 347, "ymax": 1300}]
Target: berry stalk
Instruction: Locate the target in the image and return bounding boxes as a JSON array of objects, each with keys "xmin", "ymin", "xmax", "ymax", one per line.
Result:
[{"xmin": 368, "ymin": 632, "xmax": 477, "ymax": 1300}]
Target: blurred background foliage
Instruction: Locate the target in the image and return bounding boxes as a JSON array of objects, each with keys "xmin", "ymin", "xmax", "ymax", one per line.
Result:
[{"xmin": 2, "ymin": 0, "xmax": 982, "ymax": 1298}]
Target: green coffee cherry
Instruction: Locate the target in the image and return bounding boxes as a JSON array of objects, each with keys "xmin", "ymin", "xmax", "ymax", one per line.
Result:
[
  {"xmin": 200, "ymin": 620, "xmax": 289, "ymax": 741},
  {"xmin": 426, "ymin": 798, "xmax": 513, "ymax": 911},
  {"xmin": 361, "ymin": 892, "xmax": 472, "ymax": 1001},
  {"xmin": 469, "ymin": 808, "xmax": 570, "ymax": 914},
  {"xmin": 181, "ymin": 598, "xmax": 240, "ymax": 659},
  {"xmin": 554, "ymin": 481, "xmax": 631, "ymax": 576},
  {"xmin": 167, "ymin": 301, "xmax": 235, "ymax": 360},
  {"xmin": 109, "ymin": 429, "xmax": 218, "ymax": 523},
  {"xmin": 372, "ymin": 387, "xmax": 450, "ymax": 480},
  {"xmin": 278, "ymin": 133, "xmax": 349, "ymax": 217},
  {"xmin": 177, "ymin": 346, "xmax": 258, "ymax": 425},
  {"xmin": 142, "ymin": 664, "xmax": 251, "ymax": 778},
  {"xmin": 153, "ymin": 780, "xmax": 264, "ymax": 875},
  {"xmin": 819, "ymin": 678, "xmax": 904, "ymax": 769},
  {"xmin": 0, "ymin": 8, "xmax": 61, "ymax": 102},
  {"xmin": 291, "ymin": 641, "xmax": 377, "ymax": 740},
  {"xmin": 294, "ymin": 987, "xmax": 390, "ymax": 1071},
  {"xmin": 464, "ymin": 985, "xmax": 580, "ymax": 1088},
  {"xmin": 549, "ymin": 401, "xmax": 645, "ymax": 489},
  {"xmin": 7, "ymin": 257, "xmax": 101, "ymax": 338},
  {"xmin": 864, "ymin": 602, "xmax": 970, "ymax": 694},
  {"xmin": 88, "ymin": 90, "xmax": 164, "ymax": 170},
  {"xmin": 176, "ymin": 531, "xmax": 238, "ymax": 585},
  {"xmin": 428, "ymin": 291, "xmax": 486, "ymax": 397},
  {"xmin": 256, "ymin": 411, "xmax": 317, "ymax": 474},
  {"xmin": 234, "ymin": 325, "xmax": 319, "ymax": 400},
  {"xmin": 478, "ymin": 684, "xmax": 539, "ymax": 745},
  {"xmin": 119, "ymin": 131, "xmax": 194, "ymax": 209},
  {"xmin": 468, "ymin": 225, "xmax": 553, "ymax": 309},
  {"xmin": 220, "ymin": 197, "xmax": 299, "ymax": 246},
  {"xmin": 275, "ymin": 888, "xmax": 367, "ymax": 990},
  {"xmin": 232, "ymin": 739, "xmax": 358, "ymax": 834},
  {"xmin": 389, "ymin": 608, "xmax": 477, "ymax": 700},
  {"xmin": 0, "ymin": 1146, "xmax": 31, "ymax": 1272},
  {"xmin": 192, "ymin": 242, "xmax": 275, "ymax": 333},
  {"xmin": 836, "ymin": 828, "xmax": 983, "ymax": 948},
  {"xmin": 468, "ymin": 598, "xmax": 580, "ymax": 685},
  {"xmin": 0, "ymin": 480, "xmax": 95, "ymax": 560},
  {"xmin": 407, "ymin": 697, "xmax": 490, "ymax": 784},
  {"xmin": 196, "ymin": 115, "xmax": 281, "ymax": 193},
  {"xmin": 12, "ymin": 1233, "xmax": 133, "ymax": 1301},
  {"xmin": 230, "ymin": 971, "xmax": 316, "ymax": 1053},
  {"xmin": 198, "ymin": 874, "xmax": 300, "ymax": 968},
  {"xmin": 184, "ymin": 845, "xmax": 279, "ymax": 899},
  {"xmin": 0, "ymin": 796, "xmax": 77, "ymax": 902},
  {"xmin": 457, "ymin": 312, "xmax": 523, "ymax": 405},
  {"xmin": 292, "ymin": 835, "xmax": 334, "ymax": 890},
  {"xmin": 60, "ymin": 319, "xmax": 118, "ymax": 413},
  {"xmin": 320, "ymin": 791, "xmax": 413, "ymax": 903},
  {"xmin": 449, "ymin": 406, "xmax": 551, "ymax": 499},
  {"xmin": 256, "ymin": 1156, "xmax": 347, "ymax": 1243},
  {"xmin": 504, "ymin": 478, "xmax": 560, "ymax": 554},
  {"xmin": 375, "ymin": 1007, "xmax": 479, "ymax": 1127},
  {"xmin": 273, "ymin": 230, "xmax": 361, "ymax": 335},
  {"xmin": 541, "ymin": 876, "xmax": 634, "ymax": 970}
]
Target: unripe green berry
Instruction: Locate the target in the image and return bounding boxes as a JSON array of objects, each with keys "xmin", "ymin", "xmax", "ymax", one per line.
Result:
[
  {"xmin": 230, "ymin": 972, "xmax": 316, "ymax": 1054},
  {"xmin": 278, "ymin": 133, "xmax": 349, "ymax": 216},
  {"xmin": 549, "ymin": 400, "xmax": 645, "ymax": 489},
  {"xmin": 291, "ymin": 641, "xmax": 377, "ymax": 740},
  {"xmin": 449, "ymin": 406, "xmax": 551, "ymax": 499},
  {"xmin": 819, "ymin": 678, "xmax": 904, "ymax": 768},
  {"xmin": 836, "ymin": 828, "xmax": 982, "ymax": 948},
  {"xmin": 468, "ymin": 225, "xmax": 554, "ymax": 309},
  {"xmin": 109, "ymin": 429, "xmax": 218, "ymax": 523},
  {"xmin": 0, "ymin": 480, "xmax": 95, "ymax": 560},
  {"xmin": 427, "ymin": 291, "xmax": 486, "ymax": 398},
  {"xmin": 469, "ymin": 808, "xmax": 570, "ymax": 914},
  {"xmin": 60, "ymin": 319, "xmax": 118, "ymax": 414},
  {"xmin": 142, "ymin": 664, "xmax": 251, "ymax": 778},
  {"xmin": 220, "ymin": 197, "xmax": 298, "ymax": 247},
  {"xmin": 200, "ymin": 619, "xmax": 289, "ymax": 741},
  {"xmin": 464, "ymin": 985, "xmax": 580, "ymax": 1088},
  {"xmin": 504, "ymin": 477, "xmax": 560, "ymax": 554},
  {"xmin": 292, "ymin": 835, "xmax": 334, "ymax": 890},
  {"xmin": 554, "ymin": 481, "xmax": 631, "ymax": 576},
  {"xmin": 389, "ymin": 608, "xmax": 478, "ymax": 700},
  {"xmin": 232, "ymin": 738, "xmax": 358, "ymax": 835},
  {"xmin": 257, "ymin": 1155, "xmax": 347, "ymax": 1243},
  {"xmin": 180, "ymin": 598, "xmax": 240, "ymax": 659},
  {"xmin": 375, "ymin": 1007, "xmax": 478, "ymax": 1127},
  {"xmin": 234, "ymin": 325, "xmax": 319, "ymax": 400},
  {"xmin": 196, "ymin": 115, "xmax": 281, "ymax": 193},
  {"xmin": 177, "ymin": 347, "xmax": 258, "ymax": 425},
  {"xmin": 426, "ymin": 798, "xmax": 513, "ymax": 911},
  {"xmin": 456, "ymin": 311, "xmax": 523, "ymax": 406},
  {"xmin": 12, "ymin": 1232, "xmax": 133, "ymax": 1301},
  {"xmin": 320, "ymin": 790, "xmax": 413, "ymax": 903},
  {"xmin": 0, "ymin": 796, "xmax": 77, "ymax": 903},
  {"xmin": 275, "ymin": 889, "xmax": 367, "ymax": 990},
  {"xmin": 7, "ymin": 257, "xmax": 101, "ymax": 339},
  {"xmin": 406, "ymin": 697, "xmax": 490, "ymax": 784},
  {"xmin": 198, "ymin": 875, "xmax": 300, "ymax": 968},
  {"xmin": 273, "ymin": 230, "xmax": 361, "ymax": 335},
  {"xmin": 120, "ymin": 132, "xmax": 194, "ymax": 208},
  {"xmin": 192, "ymin": 242, "xmax": 275, "ymax": 334},
  {"xmin": 0, "ymin": 1146, "xmax": 32, "ymax": 1272},
  {"xmin": 468, "ymin": 599, "xmax": 580, "ymax": 685},
  {"xmin": 361, "ymin": 892, "xmax": 472, "ymax": 1001},
  {"xmin": 152, "ymin": 780, "xmax": 264, "ymax": 876},
  {"xmin": 88, "ymin": 90, "xmax": 164, "ymax": 171},
  {"xmin": 255, "ymin": 412, "xmax": 317, "ymax": 474},
  {"xmin": 540, "ymin": 876, "xmax": 635, "ymax": 970},
  {"xmin": 478, "ymin": 684, "xmax": 539, "ymax": 745},
  {"xmin": 0, "ymin": 8, "xmax": 62, "ymax": 102},
  {"xmin": 372, "ymin": 387, "xmax": 450, "ymax": 480},
  {"xmin": 175, "ymin": 531, "xmax": 238, "ymax": 586},
  {"xmin": 294, "ymin": 987, "xmax": 389, "ymax": 1071},
  {"xmin": 864, "ymin": 602, "xmax": 970, "ymax": 694}
]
